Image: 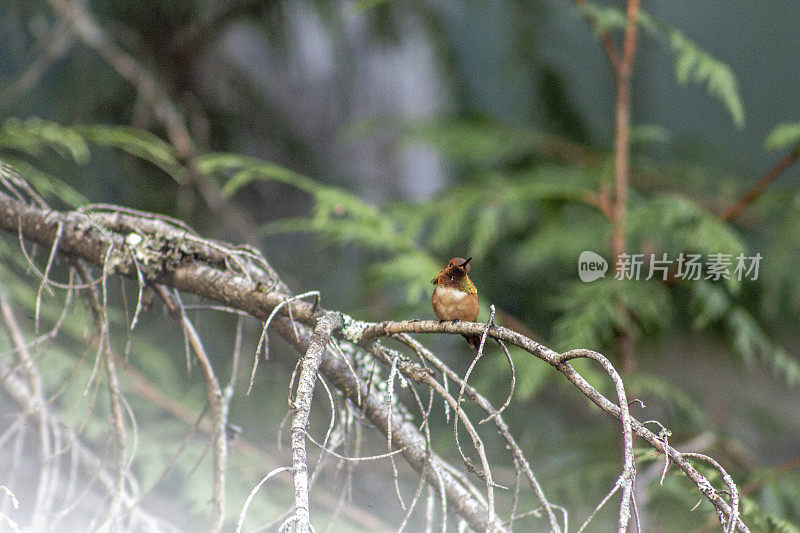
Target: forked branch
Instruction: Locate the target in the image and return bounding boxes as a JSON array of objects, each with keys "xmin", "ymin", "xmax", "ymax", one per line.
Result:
[{"xmin": 0, "ymin": 182, "xmax": 747, "ymax": 532}]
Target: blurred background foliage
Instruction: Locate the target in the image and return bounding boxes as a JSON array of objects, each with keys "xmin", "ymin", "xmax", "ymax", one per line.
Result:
[{"xmin": 1, "ymin": 0, "xmax": 799, "ymax": 531}]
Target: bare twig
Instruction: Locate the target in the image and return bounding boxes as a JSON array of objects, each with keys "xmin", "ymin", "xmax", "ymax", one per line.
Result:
[
  {"xmin": 290, "ymin": 311, "xmax": 344, "ymax": 533},
  {"xmin": 305, "ymin": 432, "xmax": 418, "ymax": 462},
  {"xmin": 0, "ymin": 188, "xmax": 749, "ymax": 532},
  {"xmin": 478, "ymin": 338, "xmax": 514, "ymax": 425},
  {"xmin": 250, "ymin": 290, "xmax": 321, "ymax": 394},
  {"xmin": 683, "ymin": 453, "xmax": 740, "ymax": 533},
  {"xmin": 719, "ymin": 144, "xmax": 800, "ymax": 222},
  {"xmin": 576, "ymin": 475, "xmax": 624, "ymax": 533},
  {"xmin": 642, "ymin": 420, "xmax": 672, "ymax": 485},
  {"xmin": 154, "ymin": 285, "xmax": 228, "ymax": 533},
  {"xmin": 74, "ymin": 262, "xmax": 127, "ymax": 530},
  {"xmin": 235, "ymin": 467, "xmax": 293, "ymax": 533},
  {"xmin": 0, "ymin": 23, "xmax": 73, "ymax": 110},
  {"xmin": 34, "ymin": 221, "xmax": 63, "ymax": 334},
  {"xmin": 0, "ymin": 291, "xmax": 54, "ymax": 530},
  {"xmin": 361, "ymin": 320, "xmax": 747, "ymax": 533},
  {"xmin": 452, "ymin": 305, "xmax": 498, "ymax": 529},
  {"xmin": 395, "ymin": 333, "xmax": 561, "ymax": 532},
  {"xmin": 558, "ymin": 349, "xmax": 635, "ymax": 532},
  {"xmin": 385, "ymin": 351, "xmax": 407, "ymax": 510}
]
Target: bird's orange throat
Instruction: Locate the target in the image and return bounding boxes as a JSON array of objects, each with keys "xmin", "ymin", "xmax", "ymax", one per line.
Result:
[{"xmin": 431, "ymin": 272, "xmax": 477, "ymax": 294}]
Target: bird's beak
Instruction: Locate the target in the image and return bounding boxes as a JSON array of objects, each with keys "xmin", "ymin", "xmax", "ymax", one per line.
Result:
[{"xmin": 461, "ymin": 257, "xmax": 472, "ymax": 268}]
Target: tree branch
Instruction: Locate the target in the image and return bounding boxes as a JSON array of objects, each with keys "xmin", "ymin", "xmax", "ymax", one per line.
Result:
[
  {"xmin": 0, "ymin": 184, "xmax": 749, "ymax": 532},
  {"xmin": 610, "ymin": 0, "xmax": 640, "ymax": 374},
  {"xmin": 0, "ymin": 290, "xmax": 171, "ymax": 531},
  {"xmin": 575, "ymin": 0, "xmax": 641, "ymax": 373},
  {"xmin": 46, "ymin": 0, "xmax": 260, "ymax": 243},
  {"xmin": 154, "ymin": 285, "xmax": 228, "ymax": 532},
  {"xmin": 573, "ymin": 0, "xmax": 622, "ymax": 73},
  {"xmin": 361, "ymin": 320, "xmax": 748, "ymax": 533},
  {"xmin": 718, "ymin": 144, "xmax": 800, "ymax": 222},
  {"xmin": 290, "ymin": 311, "xmax": 344, "ymax": 532},
  {"xmin": 0, "ymin": 184, "xmax": 504, "ymax": 532},
  {"xmin": 74, "ymin": 261, "xmax": 128, "ymax": 531}
]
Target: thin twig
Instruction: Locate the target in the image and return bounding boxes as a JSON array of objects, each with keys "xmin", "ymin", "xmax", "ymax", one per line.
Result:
[
  {"xmin": 453, "ymin": 305, "xmax": 498, "ymax": 529},
  {"xmin": 719, "ymin": 144, "xmax": 800, "ymax": 222},
  {"xmin": 235, "ymin": 467, "xmax": 292, "ymax": 533},
  {"xmin": 683, "ymin": 453, "xmax": 740, "ymax": 533},
  {"xmin": 289, "ymin": 311, "xmax": 343, "ymax": 533},
  {"xmin": 395, "ymin": 333, "xmax": 561, "ymax": 532},
  {"xmin": 305, "ymin": 432, "xmax": 419, "ymax": 462},
  {"xmin": 0, "ymin": 189, "xmax": 750, "ymax": 532},
  {"xmin": 385, "ymin": 351, "xmax": 407, "ymax": 510},
  {"xmin": 576, "ymin": 476, "xmax": 623, "ymax": 533},
  {"xmin": 155, "ymin": 285, "xmax": 227, "ymax": 532},
  {"xmin": 478, "ymin": 338, "xmax": 514, "ymax": 425},
  {"xmin": 558, "ymin": 349, "xmax": 635, "ymax": 532},
  {"xmin": 250, "ymin": 291, "xmax": 320, "ymax": 394},
  {"xmin": 75, "ymin": 262, "xmax": 127, "ymax": 530},
  {"xmin": 35, "ymin": 221, "xmax": 63, "ymax": 334},
  {"xmin": 0, "ymin": 291, "xmax": 54, "ymax": 530},
  {"xmin": 308, "ymin": 373, "xmax": 338, "ymax": 488}
]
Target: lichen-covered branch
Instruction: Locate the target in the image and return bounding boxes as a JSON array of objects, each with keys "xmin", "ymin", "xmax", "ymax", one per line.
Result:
[
  {"xmin": 0, "ymin": 180, "xmax": 504, "ymax": 531},
  {"xmin": 362, "ymin": 320, "xmax": 747, "ymax": 533},
  {"xmin": 290, "ymin": 311, "xmax": 344, "ymax": 532},
  {"xmin": 0, "ymin": 183, "xmax": 748, "ymax": 532}
]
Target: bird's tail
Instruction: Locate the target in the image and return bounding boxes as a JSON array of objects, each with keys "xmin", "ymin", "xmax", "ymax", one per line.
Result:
[{"xmin": 463, "ymin": 333, "xmax": 483, "ymax": 349}]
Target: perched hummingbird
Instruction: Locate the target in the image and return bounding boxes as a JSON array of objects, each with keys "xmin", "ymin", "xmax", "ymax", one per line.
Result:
[{"xmin": 431, "ymin": 257, "xmax": 481, "ymax": 348}]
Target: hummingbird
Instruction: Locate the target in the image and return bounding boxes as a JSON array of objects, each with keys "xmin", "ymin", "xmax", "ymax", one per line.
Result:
[{"xmin": 431, "ymin": 257, "xmax": 481, "ymax": 348}]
